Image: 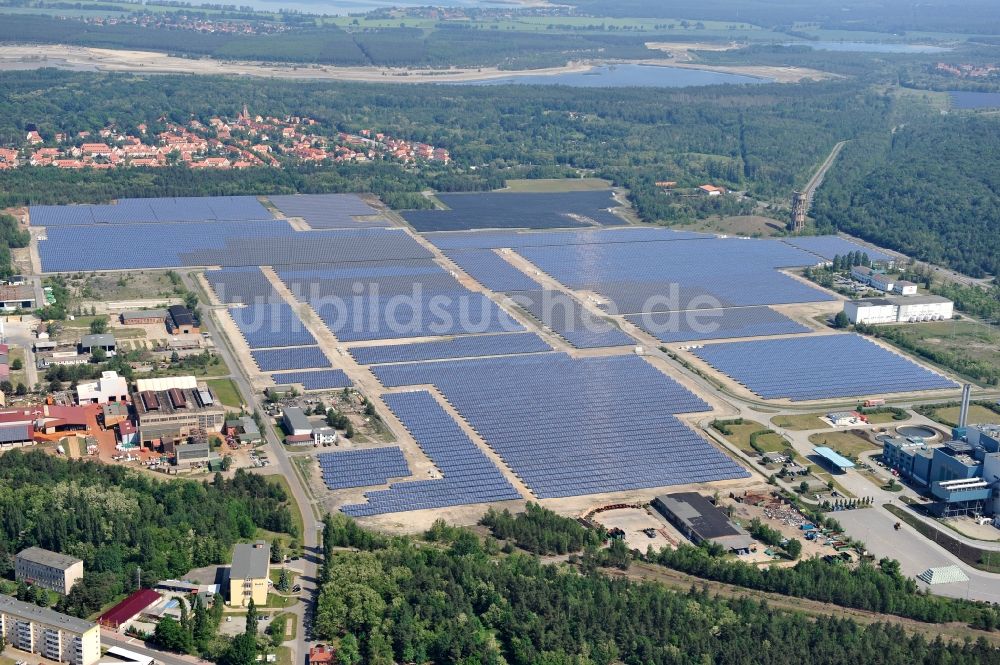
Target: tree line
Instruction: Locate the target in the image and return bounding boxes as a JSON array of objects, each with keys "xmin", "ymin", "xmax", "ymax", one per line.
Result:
[
  {"xmin": 479, "ymin": 502, "xmax": 606, "ymax": 554},
  {"xmin": 0, "ymin": 450, "xmax": 297, "ymax": 618},
  {"xmin": 311, "ymin": 512, "xmax": 1000, "ymax": 664}
]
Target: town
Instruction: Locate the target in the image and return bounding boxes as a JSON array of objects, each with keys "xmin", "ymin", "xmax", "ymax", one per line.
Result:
[{"xmin": 0, "ymin": 108, "xmax": 449, "ymax": 171}]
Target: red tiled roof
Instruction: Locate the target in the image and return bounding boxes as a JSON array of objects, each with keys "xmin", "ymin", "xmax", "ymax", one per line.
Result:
[{"xmin": 99, "ymin": 589, "xmax": 161, "ymax": 628}]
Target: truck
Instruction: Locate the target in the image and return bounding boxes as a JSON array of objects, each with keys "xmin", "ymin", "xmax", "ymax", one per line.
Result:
[{"xmin": 864, "ymin": 398, "xmax": 886, "ymax": 408}]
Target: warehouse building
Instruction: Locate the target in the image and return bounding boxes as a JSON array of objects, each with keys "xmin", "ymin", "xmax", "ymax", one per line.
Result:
[
  {"xmin": 843, "ymin": 295, "xmax": 954, "ymax": 325},
  {"xmin": 167, "ymin": 305, "xmax": 199, "ymax": 335},
  {"xmin": 0, "ymin": 285, "xmax": 36, "ymax": 311},
  {"xmin": 228, "ymin": 541, "xmax": 270, "ymax": 607},
  {"xmin": 174, "ymin": 442, "xmax": 212, "ymax": 467},
  {"xmin": 120, "ymin": 309, "xmax": 167, "ymax": 326},
  {"xmin": 652, "ymin": 492, "xmax": 753, "ymax": 553},
  {"xmin": 282, "ymin": 407, "xmax": 312, "ymax": 437},
  {"xmin": 15, "ymin": 547, "xmax": 84, "ymax": 595},
  {"xmin": 133, "ymin": 384, "xmax": 225, "ymax": 447},
  {"xmin": 0, "ymin": 593, "xmax": 101, "ymax": 665},
  {"xmin": 97, "ymin": 589, "xmax": 161, "ymax": 632},
  {"xmin": 79, "ymin": 334, "xmax": 116, "ymax": 356}
]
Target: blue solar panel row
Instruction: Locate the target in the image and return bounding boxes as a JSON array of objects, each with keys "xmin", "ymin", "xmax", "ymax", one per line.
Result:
[
  {"xmin": 509, "ymin": 290, "xmax": 634, "ymax": 348},
  {"xmin": 268, "ymin": 194, "xmax": 393, "ymax": 229},
  {"xmin": 39, "ymin": 224, "xmax": 431, "ymax": 272},
  {"xmin": 625, "ymin": 306, "xmax": 810, "ymax": 343},
  {"xmin": 30, "ymin": 196, "xmax": 270, "ymax": 226},
  {"xmin": 341, "ymin": 391, "xmax": 521, "ymax": 516},
  {"xmin": 277, "ymin": 263, "xmax": 524, "ymax": 342},
  {"xmin": 403, "ymin": 191, "xmax": 628, "ymax": 232},
  {"xmin": 370, "ymin": 354, "xmax": 747, "ymax": 498},
  {"xmin": 425, "ymin": 226, "xmax": 712, "ymax": 251},
  {"xmin": 206, "ymin": 267, "xmax": 283, "ymax": 305},
  {"xmin": 270, "ymin": 369, "xmax": 353, "ymax": 390},
  {"xmin": 318, "ymin": 447, "xmax": 411, "ymax": 490},
  {"xmin": 349, "ymin": 332, "xmax": 551, "ymax": 365},
  {"xmin": 229, "ymin": 304, "xmax": 317, "ymax": 349},
  {"xmin": 444, "ymin": 249, "xmax": 542, "ymax": 292},
  {"xmin": 251, "ymin": 346, "xmax": 331, "ymax": 372},
  {"xmin": 781, "ymin": 236, "xmax": 893, "ymax": 264},
  {"xmin": 691, "ymin": 334, "xmax": 957, "ymax": 401},
  {"xmin": 515, "ymin": 238, "xmax": 832, "ymax": 314}
]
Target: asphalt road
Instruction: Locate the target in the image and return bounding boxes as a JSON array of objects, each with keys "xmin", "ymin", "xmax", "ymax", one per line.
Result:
[{"xmin": 184, "ymin": 274, "xmax": 320, "ymax": 665}]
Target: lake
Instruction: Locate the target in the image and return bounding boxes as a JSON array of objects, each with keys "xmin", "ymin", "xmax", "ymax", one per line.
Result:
[
  {"xmin": 461, "ymin": 64, "xmax": 769, "ymax": 88},
  {"xmin": 786, "ymin": 41, "xmax": 950, "ymax": 53},
  {"xmin": 949, "ymin": 91, "xmax": 1000, "ymax": 109}
]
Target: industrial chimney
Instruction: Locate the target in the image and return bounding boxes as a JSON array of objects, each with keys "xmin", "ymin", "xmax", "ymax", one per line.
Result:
[{"xmin": 953, "ymin": 383, "xmax": 972, "ymax": 440}]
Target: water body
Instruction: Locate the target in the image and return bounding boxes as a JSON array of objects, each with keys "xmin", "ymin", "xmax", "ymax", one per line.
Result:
[
  {"xmin": 461, "ymin": 64, "xmax": 769, "ymax": 88},
  {"xmin": 786, "ymin": 41, "xmax": 950, "ymax": 53},
  {"xmin": 949, "ymin": 91, "xmax": 1000, "ymax": 109},
  {"xmin": 236, "ymin": 0, "xmax": 504, "ymax": 15}
]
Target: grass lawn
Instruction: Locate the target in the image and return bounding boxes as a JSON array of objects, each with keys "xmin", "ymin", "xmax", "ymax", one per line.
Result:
[
  {"xmin": 273, "ymin": 646, "xmax": 293, "ymax": 665},
  {"xmin": 929, "ymin": 404, "xmax": 1000, "ymax": 427},
  {"xmin": 206, "ymin": 378, "xmax": 244, "ymax": 408},
  {"xmin": 808, "ymin": 431, "xmax": 879, "ymax": 459},
  {"xmin": 266, "ymin": 592, "xmax": 297, "ymax": 609},
  {"xmin": 713, "ymin": 420, "xmax": 769, "ymax": 451},
  {"xmin": 772, "ymin": 414, "xmax": 829, "ymax": 431},
  {"xmin": 501, "ymin": 178, "xmax": 612, "ymax": 193},
  {"xmin": 7, "ymin": 345, "xmax": 27, "ymax": 387},
  {"xmin": 269, "ymin": 612, "xmax": 298, "ymax": 641},
  {"xmin": 265, "ymin": 474, "xmax": 305, "ymax": 542},
  {"xmin": 864, "ymin": 411, "xmax": 910, "ymax": 424},
  {"xmin": 269, "ymin": 568, "xmax": 298, "ymax": 588}
]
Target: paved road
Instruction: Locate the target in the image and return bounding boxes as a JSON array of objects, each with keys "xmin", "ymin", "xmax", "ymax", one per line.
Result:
[
  {"xmin": 101, "ymin": 632, "xmax": 203, "ymax": 665},
  {"xmin": 184, "ymin": 275, "xmax": 320, "ymax": 665}
]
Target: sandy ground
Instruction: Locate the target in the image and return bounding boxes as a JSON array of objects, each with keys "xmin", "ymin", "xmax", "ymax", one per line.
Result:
[
  {"xmin": 0, "ymin": 44, "xmax": 834, "ymax": 84},
  {"xmin": 642, "ymin": 42, "xmax": 837, "ymax": 82},
  {"xmin": 0, "ymin": 44, "xmax": 594, "ymax": 83}
]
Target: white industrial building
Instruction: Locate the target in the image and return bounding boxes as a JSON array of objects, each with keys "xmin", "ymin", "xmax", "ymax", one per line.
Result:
[
  {"xmin": 76, "ymin": 371, "xmax": 129, "ymax": 405},
  {"xmin": 893, "ymin": 280, "xmax": 918, "ymax": 295},
  {"xmin": 844, "ymin": 295, "xmax": 953, "ymax": 325}
]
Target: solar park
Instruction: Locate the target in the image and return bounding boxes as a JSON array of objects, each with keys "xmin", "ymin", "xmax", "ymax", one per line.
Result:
[{"xmin": 29, "ymin": 193, "xmax": 961, "ymax": 519}]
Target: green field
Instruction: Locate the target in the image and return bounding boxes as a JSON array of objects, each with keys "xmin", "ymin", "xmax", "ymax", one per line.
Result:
[
  {"xmin": 808, "ymin": 431, "xmax": 879, "ymax": 459},
  {"xmin": 929, "ymin": 404, "xmax": 1000, "ymax": 427},
  {"xmin": 501, "ymin": 178, "xmax": 613, "ymax": 193},
  {"xmin": 771, "ymin": 414, "xmax": 829, "ymax": 431},
  {"xmin": 206, "ymin": 378, "xmax": 244, "ymax": 409}
]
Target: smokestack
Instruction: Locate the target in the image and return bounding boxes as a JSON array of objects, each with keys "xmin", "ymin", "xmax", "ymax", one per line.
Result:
[
  {"xmin": 953, "ymin": 384, "xmax": 972, "ymax": 441},
  {"xmin": 959, "ymin": 384, "xmax": 971, "ymax": 428}
]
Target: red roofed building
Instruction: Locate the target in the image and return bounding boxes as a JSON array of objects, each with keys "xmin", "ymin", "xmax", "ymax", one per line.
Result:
[
  {"xmin": 309, "ymin": 645, "xmax": 336, "ymax": 665},
  {"xmin": 99, "ymin": 588, "xmax": 161, "ymax": 631}
]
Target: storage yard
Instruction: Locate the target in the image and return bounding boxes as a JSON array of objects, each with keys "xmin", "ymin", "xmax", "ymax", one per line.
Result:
[{"xmin": 23, "ymin": 190, "xmax": 968, "ymax": 524}]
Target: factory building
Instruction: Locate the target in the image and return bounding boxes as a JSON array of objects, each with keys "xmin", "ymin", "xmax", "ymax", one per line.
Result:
[
  {"xmin": 0, "ymin": 593, "xmax": 101, "ymax": 665},
  {"xmin": 652, "ymin": 492, "xmax": 754, "ymax": 553},
  {"xmin": 76, "ymin": 371, "xmax": 129, "ymax": 405},
  {"xmin": 844, "ymin": 295, "xmax": 954, "ymax": 325},
  {"xmin": 133, "ymin": 382, "xmax": 225, "ymax": 447},
  {"xmin": 15, "ymin": 547, "xmax": 84, "ymax": 595}
]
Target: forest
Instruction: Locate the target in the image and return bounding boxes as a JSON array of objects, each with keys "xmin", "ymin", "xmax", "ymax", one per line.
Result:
[
  {"xmin": 0, "ymin": 14, "xmax": 666, "ymax": 69},
  {"xmin": 0, "ymin": 450, "xmax": 297, "ymax": 617},
  {"xmin": 311, "ymin": 513, "xmax": 1000, "ymax": 665},
  {"xmin": 0, "ymin": 70, "xmax": 892, "ymax": 213},
  {"xmin": 812, "ymin": 116, "xmax": 1000, "ymax": 278},
  {"xmin": 479, "ymin": 502, "xmax": 606, "ymax": 554}
]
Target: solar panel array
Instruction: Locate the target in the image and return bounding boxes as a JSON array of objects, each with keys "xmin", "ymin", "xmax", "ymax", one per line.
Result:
[
  {"xmin": 31, "ymin": 196, "xmax": 270, "ymax": 226},
  {"xmin": 509, "ymin": 290, "xmax": 634, "ymax": 348},
  {"xmin": 444, "ymin": 249, "xmax": 542, "ymax": 292},
  {"xmin": 515, "ymin": 238, "xmax": 832, "ymax": 314},
  {"xmin": 205, "ymin": 267, "xmax": 283, "ymax": 305},
  {"xmin": 39, "ymin": 224, "xmax": 431, "ymax": 272},
  {"xmin": 403, "ymin": 191, "xmax": 628, "ymax": 231},
  {"xmin": 251, "ymin": 346, "xmax": 331, "ymax": 372},
  {"xmin": 270, "ymin": 369, "xmax": 353, "ymax": 390},
  {"xmin": 277, "ymin": 263, "xmax": 524, "ymax": 342},
  {"xmin": 229, "ymin": 304, "xmax": 317, "ymax": 348},
  {"xmin": 691, "ymin": 334, "xmax": 957, "ymax": 401},
  {"xmin": 781, "ymin": 236, "xmax": 893, "ymax": 264},
  {"xmin": 268, "ymin": 194, "xmax": 393, "ymax": 229},
  {"xmin": 341, "ymin": 391, "xmax": 521, "ymax": 516},
  {"xmin": 349, "ymin": 332, "xmax": 551, "ymax": 365},
  {"xmin": 625, "ymin": 306, "xmax": 810, "ymax": 343},
  {"xmin": 372, "ymin": 354, "xmax": 747, "ymax": 498},
  {"xmin": 425, "ymin": 226, "xmax": 711, "ymax": 251},
  {"xmin": 318, "ymin": 447, "xmax": 410, "ymax": 490}
]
